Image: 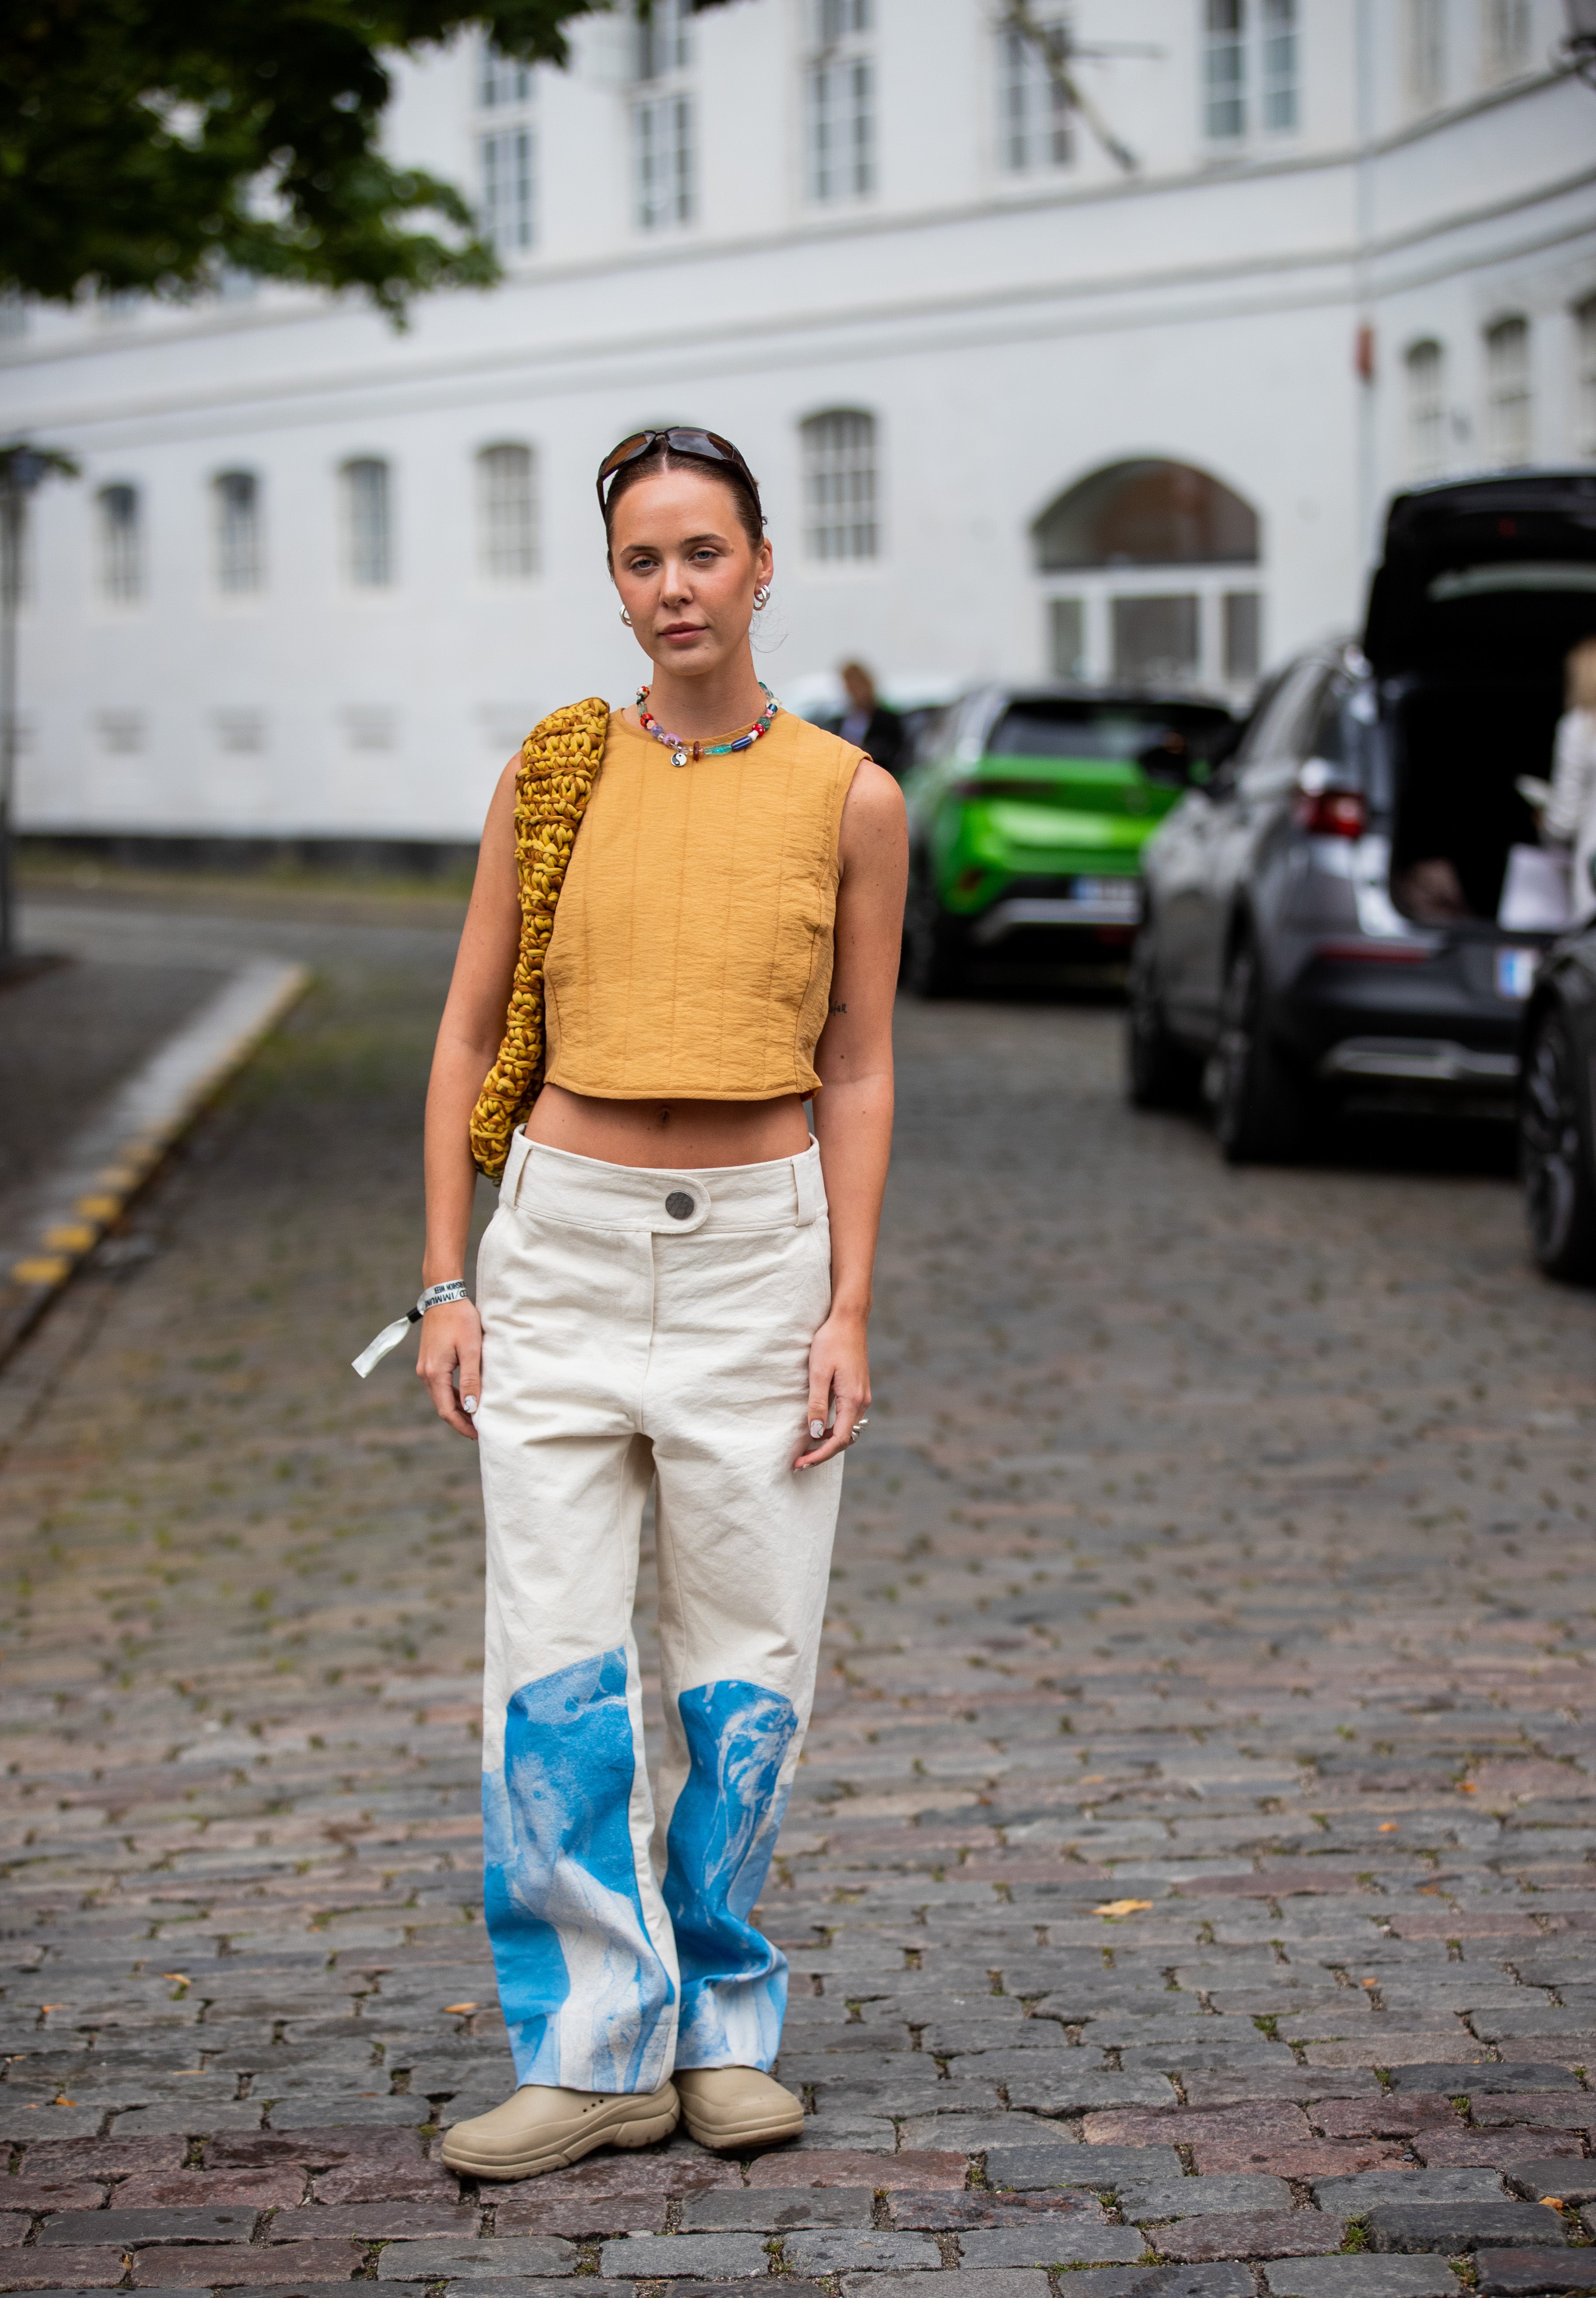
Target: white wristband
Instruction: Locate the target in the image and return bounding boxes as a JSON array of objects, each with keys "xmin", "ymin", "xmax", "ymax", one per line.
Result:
[{"xmin": 351, "ymin": 1281, "xmax": 470, "ymax": 1379}]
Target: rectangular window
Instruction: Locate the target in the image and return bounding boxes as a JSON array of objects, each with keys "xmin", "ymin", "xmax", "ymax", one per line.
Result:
[
  {"xmin": 97, "ymin": 484, "xmax": 142, "ymax": 604},
  {"xmin": 1481, "ymin": 0, "xmax": 1532, "ymax": 81},
  {"xmin": 802, "ymin": 410, "xmax": 878, "ymax": 562},
  {"xmin": 1404, "ymin": 0, "xmax": 1447, "ymax": 107},
  {"xmin": 1112, "ymin": 595, "xmax": 1199, "ymax": 685},
  {"xmin": 480, "ymin": 46, "xmax": 532, "ymax": 107},
  {"xmin": 634, "ymin": 94, "xmax": 693, "ymax": 228},
  {"xmin": 1204, "ymin": 0, "xmax": 1247, "ymax": 139},
  {"xmin": 1049, "ymin": 597, "xmax": 1085, "ymax": 680},
  {"xmin": 637, "ymin": 0, "xmax": 693, "ymax": 80},
  {"xmin": 343, "ymin": 459, "xmax": 392, "ymax": 588},
  {"xmin": 1223, "ymin": 592, "xmax": 1262, "ymax": 683},
  {"xmin": 808, "ymin": 56, "xmax": 875, "ymax": 200},
  {"xmin": 477, "ymin": 444, "xmax": 538, "ymax": 581},
  {"xmin": 1405, "ymin": 340, "xmax": 1447, "ymax": 480},
  {"xmin": 213, "ymin": 471, "xmax": 262, "ymax": 595},
  {"xmin": 998, "ymin": 20, "xmax": 1073, "ymax": 173},
  {"xmin": 1259, "ymin": 0, "xmax": 1298, "ymax": 131},
  {"xmin": 814, "ymin": 0, "xmax": 872, "ymax": 39},
  {"xmin": 1577, "ymin": 298, "xmax": 1596, "ymax": 462},
  {"xmin": 481, "ymin": 127, "xmax": 535, "ymax": 254},
  {"xmin": 1485, "ymin": 316, "xmax": 1531, "ymax": 467}
]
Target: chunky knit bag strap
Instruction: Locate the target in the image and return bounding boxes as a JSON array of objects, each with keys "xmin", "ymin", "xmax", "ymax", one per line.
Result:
[{"xmin": 468, "ymin": 696, "xmax": 611, "ymax": 1181}]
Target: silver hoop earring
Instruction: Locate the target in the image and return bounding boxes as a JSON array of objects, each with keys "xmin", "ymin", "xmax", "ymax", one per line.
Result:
[
  {"xmin": 619, "ymin": 606, "xmax": 633, "ymax": 627},
  {"xmin": 753, "ymin": 585, "xmax": 770, "ymax": 610}
]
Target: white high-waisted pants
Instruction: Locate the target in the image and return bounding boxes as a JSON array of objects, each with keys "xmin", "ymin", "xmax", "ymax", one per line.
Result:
[{"xmin": 474, "ymin": 1128, "xmax": 844, "ymax": 2096}]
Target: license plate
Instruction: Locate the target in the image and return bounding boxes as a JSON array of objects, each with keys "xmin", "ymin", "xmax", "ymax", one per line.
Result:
[
  {"xmin": 1496, "ymin": 948, "xmax": 1539, "ymax": 1000},
  {"xmin": 1074, "ymin": 876, "xmax": 1139, "ymax": 910}
]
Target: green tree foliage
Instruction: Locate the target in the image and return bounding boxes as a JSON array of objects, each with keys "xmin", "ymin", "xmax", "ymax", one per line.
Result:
[{"xmin": 0, "ymin": 0, "xmax": 716, "ymax": 322}]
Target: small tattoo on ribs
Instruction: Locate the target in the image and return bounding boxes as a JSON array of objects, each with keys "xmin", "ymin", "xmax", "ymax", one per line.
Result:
[{"xmin": 828, "ymin": 1001, "xmax": 847, "ymax": 1013}]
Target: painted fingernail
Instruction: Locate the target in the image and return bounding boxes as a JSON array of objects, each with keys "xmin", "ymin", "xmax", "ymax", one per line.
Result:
[
  {"xmin": 809, "ymin": 1420, "xmax": 824, "ymax": 1440},
  {"xmin": 463, "ymin": 1396, "xmax": 478, "ymax": 1415}
]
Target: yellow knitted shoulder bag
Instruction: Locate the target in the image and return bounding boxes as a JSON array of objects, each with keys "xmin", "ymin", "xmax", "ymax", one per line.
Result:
[{"xmin": 468, "ymin": 695, "xmax": 610, "ymax": 1181}]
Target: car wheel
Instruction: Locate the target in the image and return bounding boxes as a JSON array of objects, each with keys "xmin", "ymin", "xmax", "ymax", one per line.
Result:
[
  {"xmin": 1519, "ymin": 1007, "xmax": 1596, "ymax": 1283},
  {"xmin": 903, "ymin": 863, "xmax": 968, "ymax": 999},
  {"xmin": 1214, "ymin": 941, "xmax": 1309, "ymax": 1164},
  {"xmin": 1126, "ymin": 928, "xmax": 1203, "ymax": 1110}
]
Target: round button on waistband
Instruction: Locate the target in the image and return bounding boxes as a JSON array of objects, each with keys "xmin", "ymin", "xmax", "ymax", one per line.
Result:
[{"xmin": 664, "ymin": 1190, "xmax": 696, "ymax": 1221}]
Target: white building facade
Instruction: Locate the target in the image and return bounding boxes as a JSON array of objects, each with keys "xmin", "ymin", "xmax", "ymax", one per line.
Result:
[{"xmin": 3, "ymin": 0, "xmax": 1595, "ymax": 846}]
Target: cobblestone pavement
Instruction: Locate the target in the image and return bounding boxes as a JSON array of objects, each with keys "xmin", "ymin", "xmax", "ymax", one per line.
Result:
[{"xmin": 4, "ymin": 896, "xmax": 1596, "ymax": 2298}]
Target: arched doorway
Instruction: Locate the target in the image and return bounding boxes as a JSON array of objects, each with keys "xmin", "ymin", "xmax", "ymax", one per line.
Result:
[{"xmin": 1031, "ymin": 459, "xmax": 1264, "ymax": 696}]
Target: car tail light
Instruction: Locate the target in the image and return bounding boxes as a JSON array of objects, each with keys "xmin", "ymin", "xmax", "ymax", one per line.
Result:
[{"xmin": 1294, "ymin": 786, "xmax": 1368, "ymax": 838}]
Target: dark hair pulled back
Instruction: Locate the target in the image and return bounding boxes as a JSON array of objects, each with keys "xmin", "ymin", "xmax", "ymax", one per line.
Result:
[{"xmin": 601, "ymin": 433, "xmax": 765, "ymax": 560}]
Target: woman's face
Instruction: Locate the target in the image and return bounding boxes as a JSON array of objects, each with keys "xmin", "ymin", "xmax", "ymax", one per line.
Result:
[{"xmin": 610, "ymin": 467, "xmax": 774, "ymax": 680}]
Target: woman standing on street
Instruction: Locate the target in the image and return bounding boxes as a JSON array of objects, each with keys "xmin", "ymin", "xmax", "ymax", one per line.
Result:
[
  {"xmin": 1542, "ymin": 634, "xmax": 1596, "ymax": 927},
  {"xmin": 415, "ymin": 428, "xmax": 906, "ymax": 2181}
]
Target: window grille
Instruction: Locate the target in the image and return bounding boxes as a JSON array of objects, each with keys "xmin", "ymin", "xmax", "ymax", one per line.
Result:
[
  {"xmin": 477, "ymin": 444, "xmax": 539, "ymax": 581},
  {"xmin": 1204, "ymin": 0, "xmax": 1246, "ymax": 138},
  {"xmin": 1481, "ymin": 0, "xmax": 1532, "ymax": 81},
  {"xmin": 1576, "ymin": 297, "xmax": 1596, "ymax": 462},
  {"xmin": 1484, "ymin": 316, "xmax": 1531, "ymax": 467},
  {"xmin": 1404, "ymin": 0, "xmax": 1447, "ymax": 106},
  {"xmin": 637, "ymin": 0, "xmax": 693, "ymax": 80},
  {"xmin": 481, "ymin": 127, "xmax": 535, "ymax": 254},
  {"xmin": 1204, "ymin": 0, "xmax": 1298, "ymax": 141},
  {"xmin": 97, "ymin": 483, "xmax": 142, "ymax": 603},
  {"xmin": 634, "ymin": 94, "xmax": 693, "ymax": 228},
  {"xmin": 813, "ymin": 0, "xmax": 872, "ymax": 39},
  {"xmin": 1223, "ymin": 592, "xmax": 1261, "ymax": 683},
  {"xmin": 213, "ymin": 470, "xmax": 262, "ymax": 594},
  {"xmin": 479, "ymin": 46, "xmax": 532, "ymax": 107},
  {"xmin": 1404, "ymin": 340, "xmax": 1447, "ymax": 480},
  {"xmin": 808, "ymin": 56, "xmax": 875, "ymax": 200},
  {"xmin": 342, "ymin": 459, "xmax": 393, "ymax": 587},
  {"xmin": 801, "ymin": 410, "xmax": 878, "ymax": 562},
  {"xmin": 1049, "ymin": 598, "xmax": 1085, "ymax": 679},
  {"xmin": 998, "ymin": 18, "xmax": 1073, "ymax": 172},
  {"xmin": 1259, "ymin": 0, "xmax": 1298, "ymax": 131}
]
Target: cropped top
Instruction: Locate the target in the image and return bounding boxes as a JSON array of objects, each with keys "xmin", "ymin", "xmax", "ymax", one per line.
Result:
[{"xmin": 542, "ymin": 708, "xmax": 862, "ymax": 1103}]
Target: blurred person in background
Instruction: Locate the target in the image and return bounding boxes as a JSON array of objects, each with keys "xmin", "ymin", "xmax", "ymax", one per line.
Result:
[
  {"xmin": 1542, "ymin": 635, "xmax": 1596, "ymax": 926},
  {"xmin": 838, "ymin": 659, "xmax": 906, "ymax": 778},
  {"xmin": 418, "ymin": 428, "xmax": 906, "ymax": 2182}
]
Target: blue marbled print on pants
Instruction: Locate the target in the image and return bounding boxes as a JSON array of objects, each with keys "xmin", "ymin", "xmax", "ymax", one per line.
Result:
[
  {"xmin": 663, "ymin": 1679, "xmax": 799, "ymax": 2070},
  {"xmin": 483, "ymin": 1647, "xmax": 675, "ymax": 2091}
]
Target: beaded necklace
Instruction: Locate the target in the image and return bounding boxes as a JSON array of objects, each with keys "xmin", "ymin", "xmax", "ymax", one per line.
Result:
[{"xmin": 637, "ymin": 682, "xmax": 779, "ymax": 767}]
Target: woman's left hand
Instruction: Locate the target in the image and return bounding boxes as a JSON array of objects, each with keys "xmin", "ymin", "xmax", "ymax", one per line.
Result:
[{"xmin": 794, "ymin": 1306, "xmax": 871, "ymax": 1469}]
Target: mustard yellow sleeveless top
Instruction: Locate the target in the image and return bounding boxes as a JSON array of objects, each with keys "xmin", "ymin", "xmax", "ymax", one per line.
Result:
[{"xmin": 542, "ymin": 708, "xmax": 862, "ymax": 1101}]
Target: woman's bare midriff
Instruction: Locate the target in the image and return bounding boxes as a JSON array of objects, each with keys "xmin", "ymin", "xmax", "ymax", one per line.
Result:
[{"xmin": 523, "ymin": 1082, "xmax": 812, "ymax": 1169}]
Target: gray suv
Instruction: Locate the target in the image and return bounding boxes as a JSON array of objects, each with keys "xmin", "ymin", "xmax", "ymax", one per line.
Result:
[{"xmin": 1129, "ymin": 470, "xmax": 1596, "ymax": 1161}]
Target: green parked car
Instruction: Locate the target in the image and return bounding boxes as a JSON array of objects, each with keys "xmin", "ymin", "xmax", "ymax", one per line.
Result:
[{"xmin": 901, "ymin": 685, "xmax": 1239, "ymax": 997}]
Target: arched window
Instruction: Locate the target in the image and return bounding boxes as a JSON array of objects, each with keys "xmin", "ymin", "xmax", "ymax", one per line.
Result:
[
  {"xmin": 342, "ymin": 458, "xmax": 392, "ymax": 588},
  {"xmin": 213, "ymin": 470, "xmax": 262, "ymax": 593},
  {"xmin": 1577, "ymin": 296, "xmax": 1596, "ymax": 462},
  {"xmin": 1032, "ymin": 460, "xmax": 1259, "ymax": 571},
  {"xmin": 96, "ymin": 482, "xmax": 142, "ymax": 603},
  {"xmin": 1404, "ymin": 340, "xmax": 1446, "ymax": 481},
  {"xmin": 1484, "ymin": 315, "xmax": 1531, "ymax": 468},
  {"xmin": 800, "ymin": 409, "xmax": 878, "ymax": 562},
  {"xmin": 477, "ymin": 443, "xmax": 538, "ymax": 581},
  {"xmin": 1032, "ymin": 460, "xmax": 1261, "ymax": 691}
]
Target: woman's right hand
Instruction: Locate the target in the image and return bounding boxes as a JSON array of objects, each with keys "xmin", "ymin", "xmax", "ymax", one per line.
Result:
[{"xmin": 417, "ymin": 1300, "xmax": 483, "ymax": 1440}]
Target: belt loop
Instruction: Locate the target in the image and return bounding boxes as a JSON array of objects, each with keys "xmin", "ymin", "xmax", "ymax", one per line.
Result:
[{"xmin": 793, "ymin": 1143, "xmax": 822, "ymax": 1227}]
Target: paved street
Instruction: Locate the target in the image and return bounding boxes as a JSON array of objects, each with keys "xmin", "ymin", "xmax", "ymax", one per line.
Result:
[{"xmin": 4, "ymin": 891, "xmax": 1596, "ymax": 2298}]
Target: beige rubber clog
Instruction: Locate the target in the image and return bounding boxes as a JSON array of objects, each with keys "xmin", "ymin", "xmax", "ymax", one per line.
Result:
[
  {"xmin": 673, "ymin": 2065, "xmax": 805, "ymax": 2149},
  {"xmin": 439, "ymin": 2079, "xmax": 679, "ymax": 2181}
]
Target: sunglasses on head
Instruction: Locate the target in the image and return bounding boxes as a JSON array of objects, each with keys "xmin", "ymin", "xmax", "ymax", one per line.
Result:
[{"xmin": 596, "ymin": 428, "xmax": 762, "ymax": 514}]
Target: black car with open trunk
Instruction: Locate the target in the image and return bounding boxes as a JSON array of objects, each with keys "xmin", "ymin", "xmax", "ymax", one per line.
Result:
[{"xmin": 1129, "ymin": 470, "xmax": 1596, "ymax": 1160}]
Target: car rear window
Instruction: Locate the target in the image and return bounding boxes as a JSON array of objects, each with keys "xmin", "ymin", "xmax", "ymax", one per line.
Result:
[{"xmin": 988, "ymin": 703, "xmax": 1233, "ymax": 761}]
